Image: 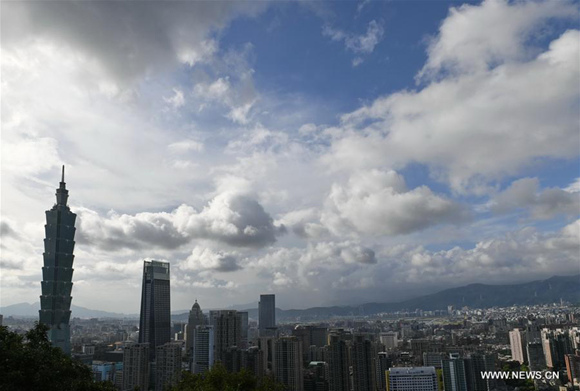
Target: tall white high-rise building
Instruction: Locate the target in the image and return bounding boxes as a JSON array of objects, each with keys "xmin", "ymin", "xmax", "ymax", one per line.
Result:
[
  {"xmin": 387, "ymin": 367, "xmax": 438, "ymax": 391},
  {"xmin": 509, "ymin": 329, "xmax": 525, "ymax": 364}
]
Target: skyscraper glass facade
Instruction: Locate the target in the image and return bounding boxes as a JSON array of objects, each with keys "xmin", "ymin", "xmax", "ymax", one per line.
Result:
[
  {"xmin": 139, "ymin": 260, "xmax": 171, "ymax": 360},
  {"xmin": 39, "ymin": 166, "xmax": 76, "ymax": 355}
]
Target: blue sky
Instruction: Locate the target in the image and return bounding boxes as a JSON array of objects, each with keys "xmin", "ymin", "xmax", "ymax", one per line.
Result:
[{"xmin": 1, "ymin": 0, "xmax": 579, "ymax": 313}]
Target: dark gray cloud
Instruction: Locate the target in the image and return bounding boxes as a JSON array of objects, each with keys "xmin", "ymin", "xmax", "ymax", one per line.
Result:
[
  {"xmin": 492, "ymin": 177, "xmax": 580, "ymax": 219},
  {"xmin": 1, "ymin": 1, "xmax": 267, "ymax": 84},
  {"xmin": 0, "ymin": 221, "xmax": 19, "ymax": 239},
  {"xmin": 75, "ymin": 209, "xmax": 190, "ymax": 251}
]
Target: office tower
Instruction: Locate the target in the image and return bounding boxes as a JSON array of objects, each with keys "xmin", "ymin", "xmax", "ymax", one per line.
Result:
[
  {"xmin": 466, "ymin": 353, "xmax": 496, "ymax": 391},
  {"xmin": 327, "ymin": 333, "xmax": 350, "ymax": 391},
  {"xmin": 309, "ymin": 345, "xmax": 327, "ymax": 363},
  {"xmin": 138, "ymin": 260, "xmax": 171, "ymax": 361},
  {"xmin": 155, "ymin": 342, "xmax": 182, "ymax": 391},
  {"xmin": 541, "ymin": 330, "xmax": 554, "ymax": 368},
  {"xmin": 294, "ymin": 325, "xmax": 329, "ymax": 364},
  {"xmin": 423, "ymin": 352, "xmax": 444, "ymax": 368},
  {"xmin": 442, "ymin": 354, "xmax": 468, "ymax": 391},
  {"xmin": 387, "ymin": 367, "xmax": 438, "ymax": 391},
  {"xmin": 224, "ymin": 347, "xmax": 244, "ymax": 373},
  {"xmin": 275, "ymin": 336, "xmax": 304, "ymax": 391},
  {"xmin": 242, "ymin": 346, "xmax": 265, "ymax": 378},
  {"xmin": 192, "ymin": 325, "xmax": 214, "ymax": 374},
  {"xmin": 186, "ymin": 300, "xmax": 205, "ymax": 358},
  {"xmin": 294, "ymin": 326, "xmax": 314, "ymax": 365},
  {"xmin": 380, "ymin": 332, "xmax": 399, "ymax": 350},
  {"xmin": 304, "ymin": 361, "xmax": 330, "ymax": 391},
  {"xmin": 526, "ymin": 341, "xmax": 546, "ymax": 371},
  {"xmin": 39, "ymin": 167, "xmax": 76, "ymax": 355},
  {"xmin": 259, "ymin": 294, "xmax": 276, "ymax": 336},
  {"xmin": 509, "ymin": 329, "xmax": 526, "ymax": 364},
  {"xmin": 542, "ymin": 329, "xmax": 573, "ymax": 370},
  {"xmin": 376, "ymin": 352, "xmax": 392, "ymax": 391},
  {"xmin": 565, "ymin": 353, "xmax": 580, "ymax": 386},
  {"xmin": 411, "ymin": 339, "xmax": 431, "ymax": 358},
  {"xmin": 259, "ymin": 336, "xmax": 277, "ymax": 375},
  {"xmin": 209, "ymin": 310, "xmax": 242, "ymax": 362},
  {"xmin": 351, "ymin": 334, "xmax": 377, "ymax": 391},
  {"xmin": 239, "ymin": 311, "xmax": 249, "ymax": 348},
  {"xmin": 123, "ymin": 343, "xmax": 150, "ymax": 391}
]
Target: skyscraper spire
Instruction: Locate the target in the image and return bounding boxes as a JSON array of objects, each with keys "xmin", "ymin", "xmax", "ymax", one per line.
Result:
[{"xmin": 56, "ymin": 165, "xmax": 69, "ymax": 206}]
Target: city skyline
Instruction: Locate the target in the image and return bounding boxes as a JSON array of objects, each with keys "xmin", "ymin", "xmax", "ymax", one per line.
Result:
[{"xmin": 1, "ymin": 0, "xmax": 579, "ymax": 313}]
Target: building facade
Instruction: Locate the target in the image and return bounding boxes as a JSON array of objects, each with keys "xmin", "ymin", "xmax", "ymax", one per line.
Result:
[
  {"xmin": 259, "ymin": 294, "xmax": 276, "ymax": 335},
  {"xmin": 351, "ymin": 334, "xmax": 377, "ymax": 391},
  {"xmin": 209, "ymin": 310, "xmax": 242, "ymax": 362},
  {"xmin": 192, "ymin": 325, "xmax": 215, "ymax": 374},
  {"xmin": 327, "ymin": 333, "xmax": 350, "ymax": 391},
  {"xmin": 509, "ymin": 329, "xmax": 526, "ymax": 364},
  {"xmin": 186, "ymin": 300, "xmax": 205, "ymax": 359},
  {"xmin": 138, "ymin": 260, "xmax": 171, "ymax": 361},
  {"xmin": 155, "ymin": 342, "xmax": 182, "ymax": 391},
  {"xmin": 442, "ymin": 354, "xmax": 468, "ymax": 391},
  {"xmin": 275, "ymin": 336, "xmax": 304, "ymax": 391},
  {"xmin": 387, "ymin": 367, "xmax": 438, "ymax": 391},
  {"xmin": 122, "ymin": 343, "xmax": 150, "ymax": 391},
  {"xmin": 39, "ymin": 167, "xmax": 77, "ymax": 355}
]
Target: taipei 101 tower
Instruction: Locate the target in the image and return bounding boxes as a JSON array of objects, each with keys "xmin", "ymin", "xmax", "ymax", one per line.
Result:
[{"xmin": 39, "ymin": 166, "xmax": 77, "ymax": 355}]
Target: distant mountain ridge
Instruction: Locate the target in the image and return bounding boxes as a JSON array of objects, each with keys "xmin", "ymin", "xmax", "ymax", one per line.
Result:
[
  {"xmin": 2, "ymin": 275, "xmax": 578, "ymax": 321},
  {"xmin": 267, "ymin": 275, "xmax": 580, "ymax": 321}
]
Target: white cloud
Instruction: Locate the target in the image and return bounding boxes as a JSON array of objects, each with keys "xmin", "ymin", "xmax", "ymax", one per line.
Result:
[
  {"xmin": 565, "ymin": 178, "xmax": 580, "ymax": 193},
  {"xmin": 168, "ymin": 140, "xmax": 204, "ymax": 154},
  {"xmin": 326, "ymin": 29, "xmax": 580, "ymax": 193},
  {"xmin": 322, "ymin": 20, "xmax": 384, "ymax": 66},
  {"xmin": 321, "ymin": 170, "xmax": 470, "ymax": 236},
  {"xmin": 418, "ymin": 0, "xmax": 577, "ymax": 79},
  {"xmin": 180, "ymin": 246, "xmax": 241, "ymax": 272},
  {"xmin": 381, "ymin": 220, "xmax": 580, "ymax": 286},
  {"xmin": 163, "ymin": 88, "xmax": 186, "ymax": 109},
  {"xmin": 323, "ymin": 20, "xmax": 384, "ymax": 54},
  {"xmin": 192, "ymin": 47, "xmax": 258, "ymax": 124}
]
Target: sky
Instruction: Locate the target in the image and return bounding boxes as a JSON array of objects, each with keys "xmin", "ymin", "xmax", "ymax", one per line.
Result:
[{"xmin": 1, "ymin": 0, "xmax": 579, "ymax": 314}]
